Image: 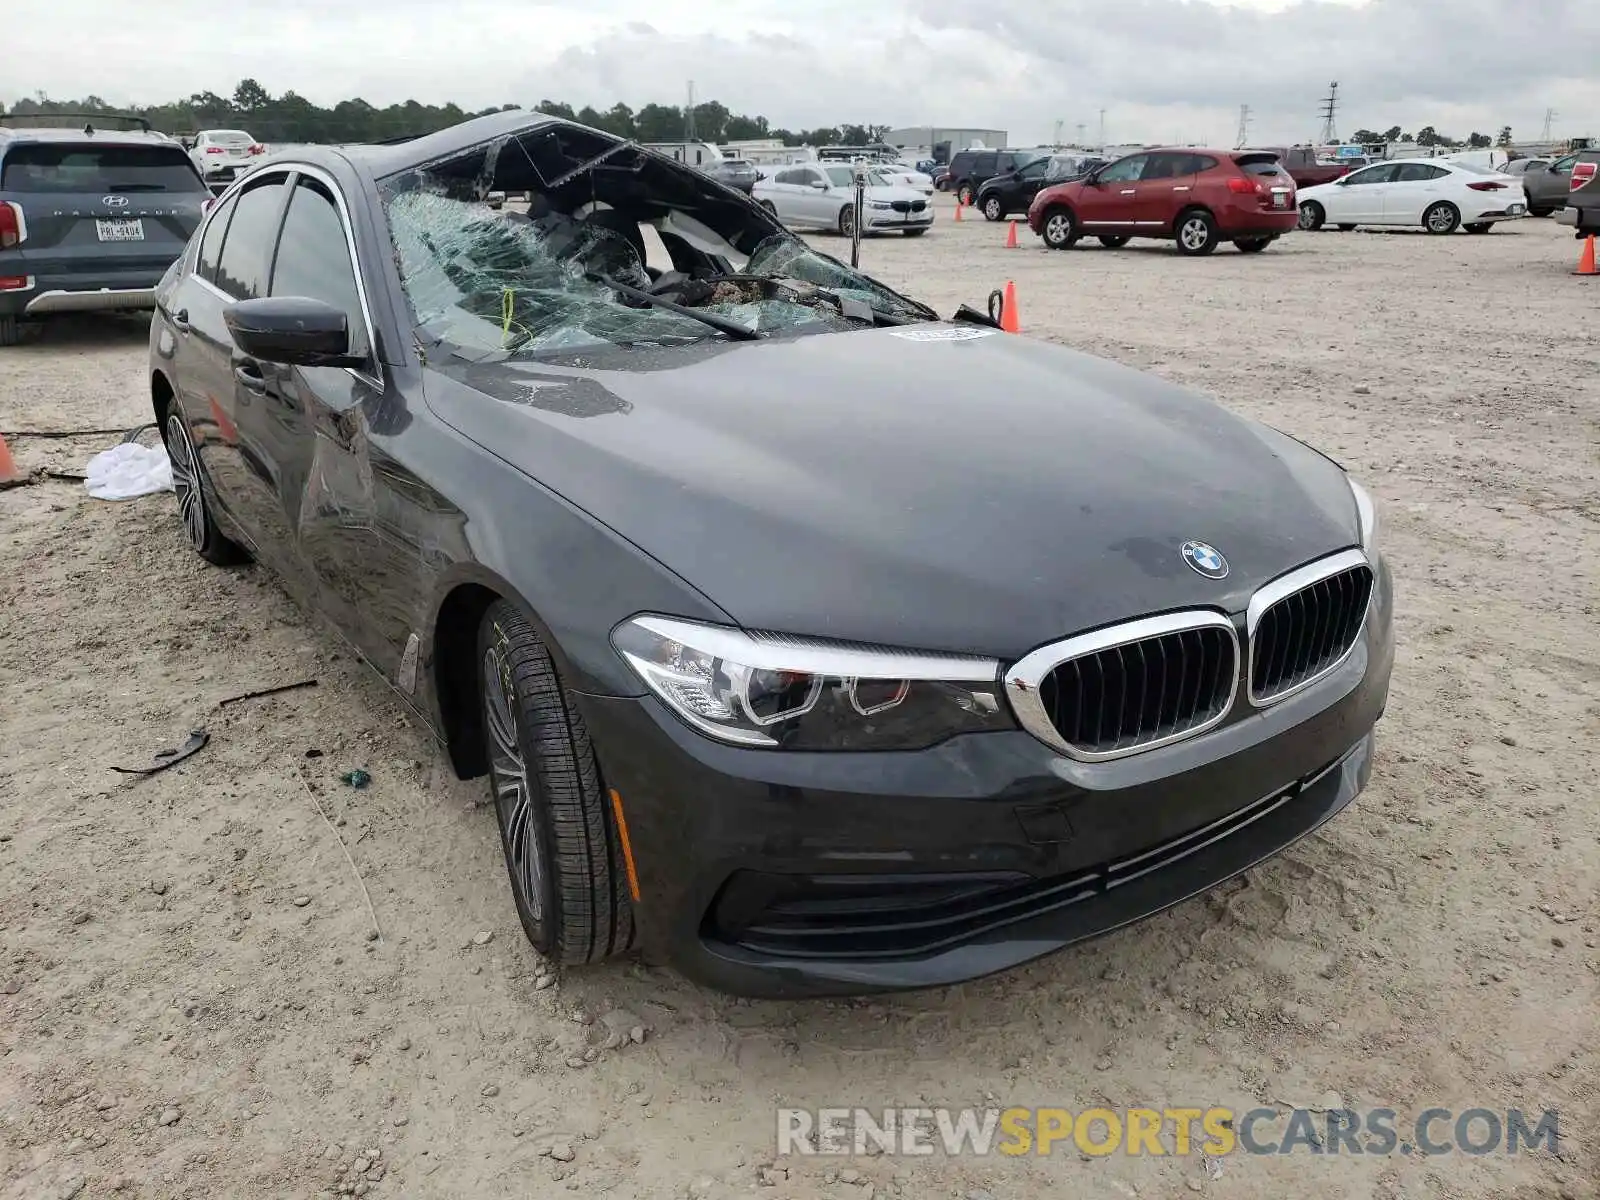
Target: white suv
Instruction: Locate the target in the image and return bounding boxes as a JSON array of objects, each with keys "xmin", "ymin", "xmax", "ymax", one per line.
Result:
[{"xmin": 189, "ymin": 129, "xmax": 264, "ymax": 190}]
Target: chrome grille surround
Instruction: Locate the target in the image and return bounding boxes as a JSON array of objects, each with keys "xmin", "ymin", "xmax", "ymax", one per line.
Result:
[
  {"xmin": 1005, "ymin": 610, "xmax": 1241, "ymax": 762},
  {"xmin": 1246, "ymin": 548, "xmax": 1375, "ymax": 706}
]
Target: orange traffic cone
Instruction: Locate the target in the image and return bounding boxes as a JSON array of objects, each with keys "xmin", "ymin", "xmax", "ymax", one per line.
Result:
[
  {"xmin": 0, "ymin": 432, "xmax": 19, "ymax": 487},
  {"xmin": 1005, "ymin": 221, "xmax": 1019, "ymax": 248},
  {"xmin": 954, "ymin": 201, "xmax": 964, "ymax": 222},
  {"xmin": 1574, "ymin": 234, "xmax": 1597, "ymax": 276},
  {"xmin": 999, "ymin": 280, "xmax": 1020, "ymax": 333}
]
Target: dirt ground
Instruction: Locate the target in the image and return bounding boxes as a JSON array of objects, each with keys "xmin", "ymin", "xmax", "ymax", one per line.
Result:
[{"xmin": 2, "ymin": 199, "xmax": 1596, "ymax": 1200}]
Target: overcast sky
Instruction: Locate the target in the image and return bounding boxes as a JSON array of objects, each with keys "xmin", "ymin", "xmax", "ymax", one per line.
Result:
[{"xmin": 8, "ymin": 0, "xmax": 1597, "ymax": 147}]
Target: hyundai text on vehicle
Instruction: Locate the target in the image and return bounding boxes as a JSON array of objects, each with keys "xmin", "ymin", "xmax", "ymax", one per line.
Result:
[{"xmin": 147, "ymin": 110, "xmax": 1394, "ymax": 998}]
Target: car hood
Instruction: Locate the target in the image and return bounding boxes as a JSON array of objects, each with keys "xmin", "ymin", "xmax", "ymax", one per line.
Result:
[
  {"xmin": 425, "ymin": 326, "xmax": 1360, "ymax": 658},
  {"xmin": 863, "ymin": 184, "xmax": 927, "ymax": 203}
]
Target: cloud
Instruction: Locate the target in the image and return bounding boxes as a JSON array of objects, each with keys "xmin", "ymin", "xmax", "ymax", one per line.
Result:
[{"xmin": 5, "ymin": 0, "xmax": 1596, "ymax": 146}]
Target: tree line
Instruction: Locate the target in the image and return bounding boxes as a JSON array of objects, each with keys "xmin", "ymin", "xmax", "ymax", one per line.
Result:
[
  {"xmin": 1347, "ymin": 124, "xmax": 1517, "ymax": 150},
  {"xmin": 0, "ymin": 80, "xmax": 888, "ymax": 148}
]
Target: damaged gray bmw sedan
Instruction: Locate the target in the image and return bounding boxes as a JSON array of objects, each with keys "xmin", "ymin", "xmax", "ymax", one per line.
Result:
[{"xmin": 148, "ymin": 109, "xmax": 1393, "ymax": 998}]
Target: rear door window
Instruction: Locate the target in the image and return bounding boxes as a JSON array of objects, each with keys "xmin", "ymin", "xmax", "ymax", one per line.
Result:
[
  {"xmin": 1343, "ymin": 164, "xmax": 1399, "ymax": 186},
  {"xmin": 973, "ymin": 152, "xmax": 997, "ymax": 174},
  {"xmin": 1395, "ymin": 163, "xmax": 1446, "ymax": 182},
  {"xmin": 195, "ymin": 192, "xmax": 239, "ymax": 281},
  {"xmin": 214, "ymin": 176, "xmax": 288, "ymax": 300},
  {"xmin": 0, "ymin": 143, "xmax": 206, "ymax": 193},
  {"xmin": 1139, "ymin": 153, "xmax": 1191, "ymax": 180}
]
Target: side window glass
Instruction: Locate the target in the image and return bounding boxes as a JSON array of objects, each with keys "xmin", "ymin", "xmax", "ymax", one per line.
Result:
[
  {"xmin": 269, "ymin": 178, "xmax": 367, "ymax": 356},
  {"xmin": 975, "ymin": 153, "xmax": 996, "ymax": 173},
  {"xmin": 1140, "ymin": 154, "xmax": 1178, "ymax": 180},
  {"xmin": 1554, "ymin": 156, "xmax": 1576, "ymax": 175},
  {"xmin": 1100, "ymin": 156, "xmax": 1147, "ymax": 183},
  {"xmin": 214, "ymin": 177, "xmax": 287, "ymax": 300},
  {"xmin": 195, "ymin": 192, "xmax": 238, "ymax": 282}
]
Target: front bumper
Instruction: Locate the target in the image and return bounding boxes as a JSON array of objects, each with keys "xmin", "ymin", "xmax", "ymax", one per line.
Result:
[
  {"xmin": 581, "ymin": 574, "xmax": 1393, "ymax": 998},
  {"xmin": 865, "ymin": 209, "xmax": 934, "ymax": 231}
]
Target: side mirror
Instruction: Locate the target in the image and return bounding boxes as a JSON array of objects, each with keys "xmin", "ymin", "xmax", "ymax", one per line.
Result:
[
  {"xmin": 224, "ymin": 296, "xmax": 362, "ymax": 369},
  {"xmin": 810, "ymin": 180, "xmax": 828, "ymax": 189}
]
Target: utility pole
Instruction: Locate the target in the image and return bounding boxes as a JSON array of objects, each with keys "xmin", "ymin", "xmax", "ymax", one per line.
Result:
[
  {"xmin": 684, "ymin": 80, "xmax": 696, "ymax": 142},
  {"xmin": 1541, "ymin": 108, "xmax": 1556, "ymax": 141},
  {"xmin": 1076, "ymin": 122, "xmax": 1086, "ymax": 147},
  {"xmin": 1098, "ymin": 109, "xmax": 1106, "ymax": 151},
  {"xmin": 1054, "ymin": 119, "xmax": 1064, "ymax": 148},
  {"xmin": 1234, "ymin": 104, "xmax": 1251, "ymax": 149},
  {"xmin": 1317, "ymin": 82, "xmax": 1339, "ymax": 145}
]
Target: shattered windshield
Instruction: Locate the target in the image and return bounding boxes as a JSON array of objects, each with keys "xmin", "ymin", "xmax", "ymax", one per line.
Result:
[{"xmin": 379, "ymin": 121, "xmax": 934, "ymax": 359}]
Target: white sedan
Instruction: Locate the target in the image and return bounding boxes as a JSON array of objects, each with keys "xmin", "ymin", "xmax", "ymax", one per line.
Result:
[
  {"xmin": 752, "ymin": 164, "xmax": 933, "ymax": 237},
  {"xmin": 1296, "ymin": 159, "xmax": 1528, "ymax": 234}
]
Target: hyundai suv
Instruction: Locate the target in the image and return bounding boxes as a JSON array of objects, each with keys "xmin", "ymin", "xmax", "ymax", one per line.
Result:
[
  {"xmin": 1028, "ymin": 149, "xmax": 1299, "ymax": 256},
  {"xmin": 0, "ymin": 114, "xmax": 211, "ymax": 345}
]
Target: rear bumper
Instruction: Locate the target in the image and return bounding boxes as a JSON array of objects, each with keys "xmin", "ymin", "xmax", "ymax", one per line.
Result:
[
  {"xmin": 579, "ymin": 565, "xmax": 1393, "ymax": 998},
  {"xmin": 0, "ymin": 265, "xmax": 167, "ymax": 316}
]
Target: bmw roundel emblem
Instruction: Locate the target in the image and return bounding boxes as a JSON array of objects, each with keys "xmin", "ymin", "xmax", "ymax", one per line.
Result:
[{"xmin": 1181, "ymin": 540, "xmax": 1228, "ymax": 579}]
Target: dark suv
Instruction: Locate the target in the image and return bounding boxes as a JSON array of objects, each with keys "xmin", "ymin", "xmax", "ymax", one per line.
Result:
[
  {"xmin": 1554, "ymin": 153, "xmax": 1600, "ymax": 237},
  {"xmin": 945, "ymin": 148, "xmax": 1044, "ymax": 206},
  {"xmin": 0, "ymin": 113, "xmax": 210, "ymax": 345}
]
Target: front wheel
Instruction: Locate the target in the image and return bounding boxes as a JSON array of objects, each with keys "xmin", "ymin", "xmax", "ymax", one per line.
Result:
[
  {"xmin": 1464, "ymin": 221, "xmax": 1494, "ymax": 234},
  {"xmin": 982, "ymin": 196, "xmax": 1004, "ymax": 221},
  {"xmin": 1298, "ymin": 201, "xmax": 1325, "ymax": 231},
  {"xmin": 1041, "ymin": 208, "xmax": 1079, "ymax": 250},
  {"xmin": 1424, "ymin": 202, "xmax": 1460, "ymax": 235},
  {"xmin": 162, "ymin": 410, "xmax": 248, "ymax": 565},
  {"xmin": 477, "ymin": 600, "xmax": 636, "ymax": 966},
  {"xmin": 838, "ymin": 206, "xmax": 856, "ymax": 238},
  {"xmin": 1234, "ymin": 237, "xmax": 1272, "ymax": 253},
  {"xmin": 1097, "ymin": 235, "xmax": 1129, "ymax": 248},
  {"xmin": 1175, "ymin": 210, "xmax": 1220, "ymax": 256}
]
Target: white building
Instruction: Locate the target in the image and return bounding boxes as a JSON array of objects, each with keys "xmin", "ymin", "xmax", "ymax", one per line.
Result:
[{"xmin": 883, "ymin": 126, "xmax": 1008, "ymax": 161}]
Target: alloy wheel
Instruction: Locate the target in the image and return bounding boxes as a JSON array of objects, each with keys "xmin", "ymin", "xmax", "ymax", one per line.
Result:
[
  {"xmin": 483, "ymin": 641, "xmax": 545, "ymax": 922},
  {"xmin": 1180, "ymin": 217, "xmax": 1210, "ymax": 251},
  {"xmin": 1044, "ymin": 213, "xmax": 1072, "ymax": 247},
  {"xmin": 165, "ymin": 413, "xmax": 207, "ymax": 552},
  {"xmin": 1426, "ymin": 204, "xmax": 1457, "ymax": 233}
]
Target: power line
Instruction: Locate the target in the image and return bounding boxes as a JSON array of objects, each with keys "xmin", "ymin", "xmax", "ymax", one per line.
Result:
[{"xmin": 1317, "ymin": 82, "xmax": 1339, "ymax": 144}]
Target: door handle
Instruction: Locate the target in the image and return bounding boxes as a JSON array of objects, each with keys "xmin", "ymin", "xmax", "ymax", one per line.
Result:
[
  {"xmin": 170, "ymin": 307, "xmax": 190, "ymax": 332},
  {"xmin": 233, "ymin": 362, "xmax": 267, "ymax": 393},
  {"xmin": 1120, "ymin": 189, "xmax": 1136, "ymax": 195}
]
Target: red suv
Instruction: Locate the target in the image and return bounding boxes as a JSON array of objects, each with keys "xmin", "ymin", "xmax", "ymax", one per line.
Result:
[{"xmin": 1027, "ymin": 149, "xmax": 1299, "ymax": 255}]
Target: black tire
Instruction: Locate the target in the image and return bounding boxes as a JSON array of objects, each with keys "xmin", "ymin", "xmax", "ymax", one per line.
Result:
[
  {"xmin": 982, "ymin": 195, "xmax": 1004, "ymax": 221},
  {"xmin": 1527, "ymin": 205, "xmax": 1551, "ymax": 218},
  {"xmin": 1298, "ymin": 201, "xmax": 1324, "ymax": 231},
  {"xmin": 1464, "ymin": 222, "xmax": 1493, "ymax": 234},
  {"xmin": 477, "ymin": 599, "xmax": 636, "ymax": 966},
  {"xmin": 1234, "ymin": 237, "xmax": 1271, "ymax": 253},
  {"xmin": 902, "ymin": 228, "xmax": 927, "ymax": 237},
  {"xmin": 1337, "ymin": 224, "xmax": 1357, "ymax": 231},
  {"xmin": 1041, "ymin": 207, "xmax": 1079, "ymax": 250},
  {"xmin": 161, "ymin": 410, "xmax": 248, "ymax": 565},
  {"xmin": 1097, "ymin": 235, "xmax": 1129, "ymax": 248},
  {"xmin": 1423, "ymin": 201, "xmax": 1460, "ymax": 235},
  {"xmin": 838, "ymin": 206, "xmax": 856, "ymax": 238},
  {"xmin": 1174, "ymin": 209, "xmax": 1220, "ymax": 256},
  {"xmin": 957, "ymin": 182, "xmax": 975, "ymax": 206},
  {"xmin": 0, "ymin": 315, "xmax": 17, "ymax": 347}
]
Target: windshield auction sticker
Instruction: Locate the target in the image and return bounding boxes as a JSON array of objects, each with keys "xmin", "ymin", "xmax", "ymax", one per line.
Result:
[{"xmin": 886, "ymin": 327, "xmax": 1000, "ymax": 341}]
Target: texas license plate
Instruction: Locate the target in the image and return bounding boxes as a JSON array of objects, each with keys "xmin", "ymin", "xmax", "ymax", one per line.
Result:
[
  {"xmin": 1508, "ymin": 203, "xmax": 1525, "ymax": 215},
  {"xmin": 96, "ymin": 219, "xmax": 144, "ymax": 242},
  {"xmin": 1272, "ymin": 193, "xmax": 1289, "ymax": 208}
]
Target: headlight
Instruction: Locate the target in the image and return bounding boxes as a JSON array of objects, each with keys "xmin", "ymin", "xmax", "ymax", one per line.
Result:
[
  {"xmin": 613, "ymin": 615, "xmax": 1011, "ymax": 750},
  {"xmin": 1349, "ymin": 476, "xmax": 1380, "ymax": 557},
  {"xmin": 869, "ymin": 201, "xmax": 894, "ymax": 210}
]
